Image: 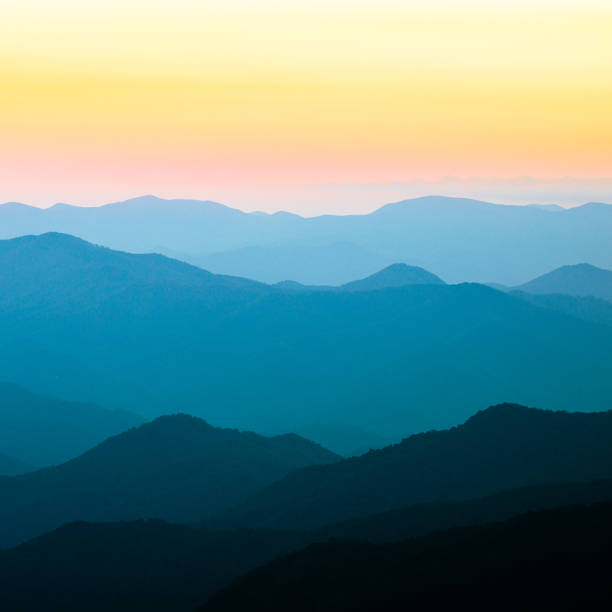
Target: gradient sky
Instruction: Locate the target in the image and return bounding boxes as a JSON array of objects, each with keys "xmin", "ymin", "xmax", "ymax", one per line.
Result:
[{"xmin": 2, "ymin": 0, "xmax": 612, "ymax": 213}]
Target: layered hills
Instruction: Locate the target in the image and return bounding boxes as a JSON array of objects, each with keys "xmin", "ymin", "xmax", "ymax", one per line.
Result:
[
  {"xmin": 2, "ymin": 234, "xmax": 612, "ymax": 439},
  {"xmin": 0, "ymin": 414, "xmax": 338, "ymax": 547},
  {"xmin": 0, "ymin": 382, "xmax": 141, "ymax": 466},
  {"xmin": 1, "ymin": 404, "xmax": 612, "ymax": 609},
  {"xmin": 202, "ymin": 501, "xmax": 612, "ymax": 611},
  {"xmin": 220, "ymin": 404, "xmax": 612, "ymax": 529},
  {"xmin": 1, "ymin": 195, "xmax": 612, "ymax": 284},
  {"xmin": 516, "ymin": 262, "xmax": 612, "ymax": 302}
]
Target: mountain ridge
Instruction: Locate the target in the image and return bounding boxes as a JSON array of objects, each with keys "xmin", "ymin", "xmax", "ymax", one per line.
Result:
[
  {"xmin": 0, "ymin": 382, "xmax": 142, "ymax": 467},
  {"xmin": 2, "ymin": 195, "xmax": 611, "ymax": 284},
  {"xmin": 516, "ymin": 262, "xmax": 612, "ymax": 302},
  {"xmin": 201, "ymin": 500, "xmax": 612, "ymax": 612},
  {"xmin": 0, "ymin": 413, "xmax": 339, "ymax": 547},
  {"xmin": 218, "ymin": 403, "xmax": 612, "ymax": 529},
  {"xmin": 1, "ymin": 233, "xmax": 612, "ymax": 437}
]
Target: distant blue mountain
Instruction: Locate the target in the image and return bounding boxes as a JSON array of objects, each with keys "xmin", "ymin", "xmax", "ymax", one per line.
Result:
[
  {"xmin": 1, "ymin": 195, "xmax": 611, "ymax": 284},
  {"xmin": 516, "ymin": 263, "xmax": 612, "ymax": 302},
  {"xmin": 340, "ymin": 263, "xmax": 444, "ymax": 291},
  {"xmin": 0, "ymin": 414, "xmax": 338, "ymax": 548},
  {"xmin": 193, "ymin": 242, "xmax": 398, "ymax": 285},
  {"xmin": 275, "ymin": 263, "xmax": 444, "ymax": 293}
]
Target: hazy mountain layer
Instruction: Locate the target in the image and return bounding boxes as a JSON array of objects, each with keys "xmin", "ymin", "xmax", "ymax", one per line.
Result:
[
  {"xmin": 192, "ymin": 242, "xmax": 398, "ymax": 285},
  {"xmin": 274, "ymin": 262, "xmax": 444, "ymax": 294},
  {"xmin": 1, "ymin": 234, "xmax": 612, "ymax": 439},
  {"xmin": 511, "ymin": 291, "xmax": 612, "ymax": 327},
  {"xmin": 2, "ymin": 195, "xmax": 612, "ymax": 284},
  {"xmin": 0, "ymin": 382, "xmax": 142, "ymax": 467},
  {"xmin": 516, "ymin": 262, "xmax": 612, "ymax": 301}
]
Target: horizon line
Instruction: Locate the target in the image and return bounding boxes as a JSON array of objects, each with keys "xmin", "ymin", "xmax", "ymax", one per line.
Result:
[{"xmin": 1, "ymin": 193, "xmax": 608, "ymax": 218}]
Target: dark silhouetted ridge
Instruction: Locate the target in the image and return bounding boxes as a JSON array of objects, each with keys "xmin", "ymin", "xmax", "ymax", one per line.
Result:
[
  {"xmin": 0, "ymin": 414, "xmax": 339, "ymax": 547},
  {"xmin": 0, "ymin": 519, "xmax": 311, "ymax": 612},
  {"xmin": 219, "ymin": 403, "xmax": 612, "ymax": 529},
  {"xmin": 201, "ymin": 501, "xmax": 612, "ymax": 612},
  {"xmin": 1, "ymin": 233, "xmax": 612, "ymax": 439},
  {"xmin": 3, "ymin": 475, "xmax": 612, "ymax": 611}
]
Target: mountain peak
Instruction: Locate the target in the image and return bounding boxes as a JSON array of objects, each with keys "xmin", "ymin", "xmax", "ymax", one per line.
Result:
[
  {"xmin": 221, "ymin": 403, "xmax": 612, "ymax": 531},
  {"xmin": 517, "ymin": 262, "xmax": 612, "ymax": 301},
  {"xmin": 0, "ymin": 411, "xmax": 339, "ymax": 547},
  {"xmin": 341, "ymin": 263, "xmax": 445, "ymax": 292}
]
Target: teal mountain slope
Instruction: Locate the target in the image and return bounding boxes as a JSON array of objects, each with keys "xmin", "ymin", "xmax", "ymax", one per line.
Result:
[
  {"xmin": 0, "ymin": 382, "xmax": 142, "ymax": 467},
  {"xmin": 0, "ymin": 414, "xmax": 338, "ymax": 547},
  {"xmin": 516, "ymin": 262, "xmax": 612, "ymax": 302},
  {"xmin": 1, "ymin": 234, "xmax": 612, "ymax": 438}
]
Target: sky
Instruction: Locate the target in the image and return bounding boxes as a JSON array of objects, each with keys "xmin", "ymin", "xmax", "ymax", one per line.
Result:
[{"xmin": 2, "ymin": 0, "xmax": 612, "ymax": 214}]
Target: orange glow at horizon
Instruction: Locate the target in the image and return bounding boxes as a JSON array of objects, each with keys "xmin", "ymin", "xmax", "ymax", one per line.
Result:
[{"xmin": 1, "ymin": 1, "xmax": 612, "ymax": 212}]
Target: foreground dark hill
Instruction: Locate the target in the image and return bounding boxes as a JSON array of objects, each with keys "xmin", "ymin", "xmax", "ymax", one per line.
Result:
[
  {"xmin": 2, "ymin": 195, "xmax": 612, "ymax": 284},
  {"xmin": 3, "ymin": 477, "xmax": 612, "ymax": 612},
  {"xmin": 0, "ymin": 452, "xmax": 32, "ymax": 476},
  {"xmin": 315, "ymin": 476, "xmax": 612, "ymax": 543},
  {"xmin": 220, "ymin": 404, "xmax": 612, "ymax": 529},
  {"xmin": 0, "ymin": 382, "xmax": 141, "ymax": 466},
  {"xmin": 517, "ymin": 262, "xmax": 612, "ymax": 302},
  {"xmin": 203, "ymin": 501, "xmax": 612, "ymax": 612},
  {"xmin": 0, "ymin": 414, "xmax": 338, "ymax": 547},
  {"xmin": 0, "ymin": 521, "xmax": 311, "ymax": 612}
]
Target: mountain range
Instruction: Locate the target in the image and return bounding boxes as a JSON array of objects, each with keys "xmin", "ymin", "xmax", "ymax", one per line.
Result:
[
  {"xmin": 6, "ymin": 400, "xmax": 608, "ymax": 548},
  {"xmin": 192, "ymin": 242, "xmax": 399, "ymax": 285},
  {"xmin": 3, "ymin": 480, "xmax": 612, "ymax": 612},
  {"xmin": 1, "ymin": 195, "xmax": 611, "ymax": 284},
  {"xmin": 2, "ymin": 195, "xmax": 611, "ymax": 610},
  {"xmin": 219, "ymin": 404, "xmax": 612, "ymax": 529},
  {"xmin": 0, "ymin": 414, "xmax": 338, "ymax": 548},
  {"xmin": 0, "ymin": 382, "xmax": 142, "ymax": 467},
  {"xmin": 1, "ymin": 403, "xmax": 612, "ymax": 610},
  {"xmin": 276, "ymin": 262, "xmax": 445, "ymax": 293},
  {"xmin": 514, "ymin": 262, "xmax": 612, "ymax": 302},
  {"xmin": 202, "ymin": 501, "xmax": 612, "ymax": 611},
  {"xmin": 0, "ymin": 520, "xmax": 312, "ymax": 612},
  {"xmin": 1, "ymin": 233, "xmax": 612, "ymax": 440}
]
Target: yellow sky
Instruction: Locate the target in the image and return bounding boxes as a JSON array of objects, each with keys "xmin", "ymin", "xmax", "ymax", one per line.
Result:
[{"xmin": 1, "ymin": 1, "xmax": 612, "ymax": 211}]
